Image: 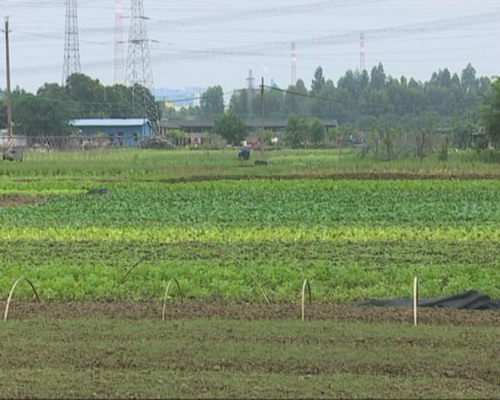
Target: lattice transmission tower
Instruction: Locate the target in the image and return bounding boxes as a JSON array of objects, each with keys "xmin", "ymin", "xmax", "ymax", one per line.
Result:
[
  {"xmin": 62, "ymin": 0, "xmax": 81, "ymax": 85},
  {"xmin": 126, "ymin": 0, "xmax": 160, "ymax": 136}
]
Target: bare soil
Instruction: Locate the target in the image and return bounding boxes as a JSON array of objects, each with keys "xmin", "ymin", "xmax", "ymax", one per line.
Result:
[
  {"xmin": 0, "ymin": 194, "xmax": 48, "ymax": 207},
  {"xmin": 11, "ymin": 171, "xmax": 500, "ymax": 186},
  {"xmin": 6, "ymin": 301, "xmax": 499, "ymax": 325}
]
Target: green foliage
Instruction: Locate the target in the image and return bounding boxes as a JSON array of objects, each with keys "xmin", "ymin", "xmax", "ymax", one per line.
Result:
[
  {"xmin": 0, "ymin": 152, "xmax": 499, "ymax": 303},
  {"xmin": 256, "ymin": 129, "xmax": 276, "ymax": 145},
  {"xmin": 200, "ymin": 85, "xmax": 224, "ymax": 118},
  {"xmin": 227, "ymin": 63, "xmax": 490, "ymax": 139},
  {"xmin": 0, "ymin": 178, "xmax": 499, "ymax": 301},
  {"xmin": 311, "ymin": 66, "xmax": 326, "ymax": 93},
  {"xmin": 11, "ymin": 90, "xmax": 73, "ymax": 136},
  {"xmin": 481, "ymin": 77, "xmax": 500, "ymax": 147},
  {"xmin": 213, "ymin": 111, "xmax": 248, "ymax": 145},
  {"xmin": 164, "ymin": 129, "xmax": 186, "ymax": 141},
  {"xmin": 284, "ymin": 114, "xmax": 309, "ymax": 148},
  {"xmin": 310, "ymin": 118, "xmax": 326, "ymax": 145}
]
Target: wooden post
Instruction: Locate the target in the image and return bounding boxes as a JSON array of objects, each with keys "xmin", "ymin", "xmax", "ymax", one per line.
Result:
[
  {"xmin": 413, "ymin": 277, "xmax": 418, "ymax": 326},
  {"xmin": 260, "ymin": 77, "xmax": 264, "ymax": 139}
]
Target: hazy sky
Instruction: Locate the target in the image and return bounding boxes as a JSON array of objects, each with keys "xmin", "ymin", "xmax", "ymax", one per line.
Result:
[{"xmin": 1, "ymin": 0, "xmax": 500, "ymax": 95}]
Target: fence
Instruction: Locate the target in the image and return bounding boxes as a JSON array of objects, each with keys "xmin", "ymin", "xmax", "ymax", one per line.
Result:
[{"xmin": 0, "ymin": 135, "xmax": 143, "ymax": 151}]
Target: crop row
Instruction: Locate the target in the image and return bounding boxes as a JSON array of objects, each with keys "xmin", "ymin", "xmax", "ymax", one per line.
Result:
[
  {"xmin": 1, "ymin": 179, "xmax": 499, "ymax": 228},
  {"xmin": 1, "ymin": 178, "xmax": 498, "ymax": 302},
  {"xmin": 0, "ymin": 238, "xmax": 498, "ymax": 302},
  {"xmin": 2, "ymin": 240, "xmax": 499, "ymax": 270},
  {"xmin": 0, "ymin": 225, "xmax": 499, "ymax": 242},
  {"xmin": 1, "ymin": 258, "xmax": 498, "ymax": 302}
]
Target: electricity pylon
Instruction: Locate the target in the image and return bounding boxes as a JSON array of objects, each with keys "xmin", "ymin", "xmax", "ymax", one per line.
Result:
[
  {"xmin": 126, "ymin": 0, "xmax": 160, "ymax": 136},
  {"xmin": 62, "ymin": 0, "xmax": 81, "ymax": 85}
]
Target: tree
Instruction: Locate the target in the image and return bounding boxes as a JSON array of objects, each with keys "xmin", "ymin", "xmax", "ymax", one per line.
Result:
[
  {"xmin": 65, "ymin": 73, "xmax": 107, "ymax": 117},
  {"xmin": 11, "ymin": 89, "xmax": 72, "ymax": 136},
  {"xmin": 284, "ymin": 114, "xmax": 310, "ymax": 148},
  {"xmin": 200, "ymin": 85, "xmax": 224, "ymax": 118},
  {"xmin": 311, "ymin": 66, "xmax": 325, "ymax": 94},
  {"xmin": 213, "ymin": 111, "xmax": 247, "ymax": 145},
  {"xmin": 105, "ymin": 84, "xmax": 135, "ymax": 118},
  {"xmin": 461, "ymin": 63, "xmax": 477, "ymax": 92},
  {"xmin": 481, "ymin": 78, "xmax": 500, "ymax": 147},
  {"xmin": 229, "ymin": 89, "xmax": 250, "ymax": 119},
  {"xmin": 310, "ymin": 119, "xmax": 326, "ymax": 145},
  {"xmin": 370, "ymin": 63, "xmax": 386, "ymax": 90}
]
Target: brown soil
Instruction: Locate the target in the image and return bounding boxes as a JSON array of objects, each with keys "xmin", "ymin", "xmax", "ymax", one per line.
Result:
[
  {"xmin": 158, "ymin": 172, "xmax": 500, "ymax": 184},
  {"xmin": 6, "ymin": 301, "xmax": 499, "ymax": 325},
  {"xmin": 11, "ymin": 172, "xmax": 500, "ymax": 186},
  {"xmin": 0, "ymin": 194, "xmax": 48, "ymax": 207}
]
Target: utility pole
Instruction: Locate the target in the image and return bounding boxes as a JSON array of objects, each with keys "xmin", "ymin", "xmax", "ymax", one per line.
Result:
[
  {"xmin": 4, "ymin": 17, "xmax": 13, "ymax": 151},
  {"xmin": 260, "ymin": 77, "xmax": 264, "ymax": 139}
]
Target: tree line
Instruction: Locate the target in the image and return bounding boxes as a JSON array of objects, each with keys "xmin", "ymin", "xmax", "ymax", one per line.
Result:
[
  {"xmin": 1, "ymin": 63, "xmax": 499, "ymax": 148},
  {"xmin": 228, "ymin": 63, "xmax": 491, "ymax": 140},
  {"xmin": 0, "ymin": 73, "xmax": 153, "ymax": 136}
]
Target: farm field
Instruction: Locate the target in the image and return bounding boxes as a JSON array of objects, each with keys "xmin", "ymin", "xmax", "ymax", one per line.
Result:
[
  {"xmin": 1, "ymin": 311, "xmax": 499, "ymax": 399},
  {"xmin": 1, "ymin": 148, "xmax": 500, "ymax": 181},
  {"xmin": 1, "ymin": 148, "xmax": 499, "ymax": 398},
  {"xmin": 1, "ymin": 177, "xmax": 499, "ymax": 301}
]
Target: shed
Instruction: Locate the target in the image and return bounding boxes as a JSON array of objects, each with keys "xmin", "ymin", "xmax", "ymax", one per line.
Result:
[{"xmin": 70, "ymin": 118, "xmax": 152, "ymax": 147}]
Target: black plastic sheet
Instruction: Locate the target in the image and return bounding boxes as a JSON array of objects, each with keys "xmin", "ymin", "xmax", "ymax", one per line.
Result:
[{"xmin": 362, "ymin": 290, "xmax": 499, "ymax": 310}]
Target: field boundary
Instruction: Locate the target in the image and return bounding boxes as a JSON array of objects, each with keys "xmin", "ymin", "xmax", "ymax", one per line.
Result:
[{"xmin": 9, "ymin": 172, "xmax": 500, "ymax": 185}]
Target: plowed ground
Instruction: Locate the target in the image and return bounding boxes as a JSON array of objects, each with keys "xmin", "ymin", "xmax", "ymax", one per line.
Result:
[{"xmin": 2, "ymin": 302, "xmax": 499, "ymax": 398}]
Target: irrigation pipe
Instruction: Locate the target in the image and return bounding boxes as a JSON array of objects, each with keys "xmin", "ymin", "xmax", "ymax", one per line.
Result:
[
  {"xmin": 162, "ymin": 278, "xmax": 184, "ymax": 321},
  {"xmin": 4, "ymin": 277, "xmax": 41, "ymax": 321},
  {"xmin": 301, "ymin": 279, "xmax": 312, "ymax": 321}
]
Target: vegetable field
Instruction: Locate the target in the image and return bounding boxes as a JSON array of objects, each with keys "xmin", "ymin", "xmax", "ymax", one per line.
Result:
[
  {"xmin": 1, "ymin": 149, "xmax": 499, "ymax": 399},
  {"xmin": 1, "ymin": 157, "xmax": 499, "ymax": 301}
]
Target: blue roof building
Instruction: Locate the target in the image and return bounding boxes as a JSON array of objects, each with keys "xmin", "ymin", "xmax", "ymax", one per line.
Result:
[{"xmin": 70, "ymin": 118, "xmax": 152, "ymax": 147}]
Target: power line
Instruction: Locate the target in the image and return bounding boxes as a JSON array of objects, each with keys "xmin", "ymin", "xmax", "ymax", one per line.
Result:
[{"xmin": 263, "ymin": 85, "xmax": 483, "ymax": 111}]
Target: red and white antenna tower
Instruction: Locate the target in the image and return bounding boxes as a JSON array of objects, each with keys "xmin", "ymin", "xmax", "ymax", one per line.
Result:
[
  {"xmin": 291, "ymin": 42, "xmax": 297, "ymax": 86},
  {"xmin": 360, "ymin": 32, "xmax": 366, "ymax": 71},
  {"xmin": 114, "ymin": 0, "xmax": 125, "ymax": 84}
]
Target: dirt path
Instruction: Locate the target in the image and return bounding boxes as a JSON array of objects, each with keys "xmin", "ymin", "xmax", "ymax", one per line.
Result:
[
  {"xmin": 0, "ymin": 194, "xmax": 48, "ymax": 207},
  {"xmin": 10, "ymin": 171, "xmax": 500, "ymax": 186},
  {"xmin": 6, "ymin": 301, "xmax": 499, "ymax": 325}
]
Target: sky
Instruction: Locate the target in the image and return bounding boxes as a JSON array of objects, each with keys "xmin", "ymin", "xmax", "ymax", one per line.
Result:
[{"xmin": 1, "ymin": 0, "xmax": 500, "ymax": 96}]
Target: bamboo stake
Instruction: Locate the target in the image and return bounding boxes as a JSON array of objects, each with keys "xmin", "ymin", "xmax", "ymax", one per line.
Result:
[
  {"xmin": 202, "ymin": 242, "xmax": 271, "ymax": 305},
  {"xmin": 301, "ymin": 279, "xmax": 312, "ymax": 321},
  {"xmin": 413, "ymin": 276, "xmax": 418, "ymax": 326},
  {"xmin": 162, "ymin": 278, "xmax": 184, "ymax": 321},
  {"xmin": 119, "ymin": 241, "xmax": 270, "ymax": 305},
  {"xmin": 4, "ymin": 277, "xmax": 41, "ymax": 321},
  {"xmin": 120, "ymin": 253, "xmax": 152, "ymax": 282}
]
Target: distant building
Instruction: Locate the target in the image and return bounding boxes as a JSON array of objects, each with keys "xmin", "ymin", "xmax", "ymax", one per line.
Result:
[
  {"xmin": 161, "ymin": 119, "xmax": 338, "ymax": 135},
  {"xmin": 155, "ymin": 87, "xmax": 204, "ymax": 110},
  {"xmin": 70, "ymin": 118, "xmax": 152, "ymax": 147}
]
